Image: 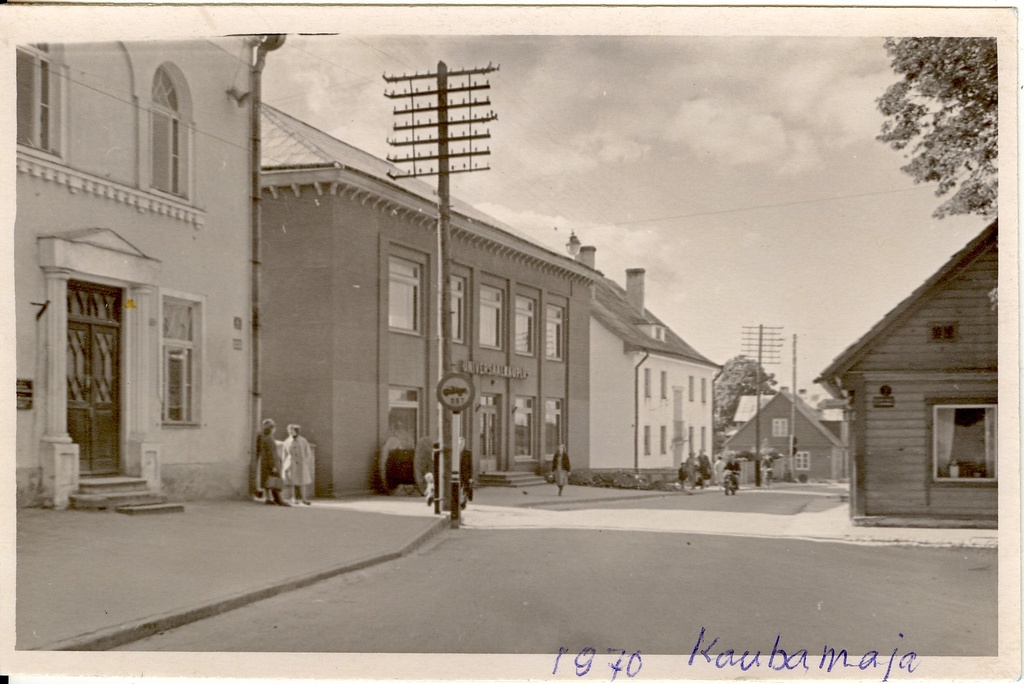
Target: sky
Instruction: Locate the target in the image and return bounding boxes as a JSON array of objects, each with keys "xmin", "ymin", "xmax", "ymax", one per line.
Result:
[{"xmin": 260, "ymin": 33, "xmax": 994, "ymax": 398}]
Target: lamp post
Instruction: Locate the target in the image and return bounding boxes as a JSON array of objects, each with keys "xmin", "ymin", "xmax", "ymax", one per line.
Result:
[{"xmin": 565, "ymin": 230, "xmax": 581, "ymax": 258}]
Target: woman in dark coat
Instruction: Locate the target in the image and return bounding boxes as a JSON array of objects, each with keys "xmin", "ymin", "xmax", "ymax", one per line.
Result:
[
  {"xmin": 551, "ymin": 444, "xmax": 571, "ymax": 497},
  {"xmin": 257, "ymin": 419, "xmax": 288, "ymax": 506}
]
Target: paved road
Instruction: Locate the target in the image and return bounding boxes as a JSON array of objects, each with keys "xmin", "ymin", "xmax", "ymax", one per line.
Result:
[{"xmin": 121, "ymin": 527, "xmax": 997, "ymax": 657}]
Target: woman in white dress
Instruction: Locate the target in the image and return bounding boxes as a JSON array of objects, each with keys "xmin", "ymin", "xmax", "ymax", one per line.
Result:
[{"xmin": 284, "ymin": 424, "xmax": 314, "ymax": 505}]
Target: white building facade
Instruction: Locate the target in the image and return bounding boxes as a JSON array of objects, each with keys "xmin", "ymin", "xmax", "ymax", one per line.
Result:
[
  {"xmin": 15, "ymin": 38, "xmax": 266, "ymax": 507},
  {"xmin": 585, "ymin": 256, "xmax": 718, "ymax": 472}
]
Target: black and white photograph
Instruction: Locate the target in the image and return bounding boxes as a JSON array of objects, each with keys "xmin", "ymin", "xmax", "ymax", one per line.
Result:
[{"xmin": 1, "ymin": 4, "xmax": 1019, "ymax": 682}]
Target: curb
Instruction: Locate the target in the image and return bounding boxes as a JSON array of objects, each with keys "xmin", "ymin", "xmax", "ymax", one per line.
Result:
[{"xmin": 32, "ymin": 517, "xmax": 449, "ymax": 651}]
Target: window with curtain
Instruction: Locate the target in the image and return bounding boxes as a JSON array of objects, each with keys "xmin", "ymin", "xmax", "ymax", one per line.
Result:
[
  {"xmin": 934, "ymin": 404, "xmax": 997, "ymax": 480},
  {"xmin": 515, "ymin": 295, "xmax": 535, "ymax": 355},
  {"xmin": 17, "ymin": 45, "xmax": 58, "ymax": 153},
  {"xmin": 388, "ymin": 387, "xmax": 420, "ymax": 449},
  {"xmin": 514, "ymin": 397, "xmax": 534, "ymax": 457},
  {"xmin": 162, "ymin": 298, "xmax": 199, "ymax": 423}
]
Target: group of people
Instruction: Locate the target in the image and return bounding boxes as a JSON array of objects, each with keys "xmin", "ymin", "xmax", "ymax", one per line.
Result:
[
  {"xmin": 679, "ymin": 452, "xmax": 744, "ymax": 491},
  {"xmin": 253, "ymin": 419, "xmax": 315, "ymax": 506}
]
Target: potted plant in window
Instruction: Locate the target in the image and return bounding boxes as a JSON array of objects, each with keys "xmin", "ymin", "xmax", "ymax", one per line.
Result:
[{"xmin": 948, "ymin": 461, "xmax": 960, "ymax": 479}]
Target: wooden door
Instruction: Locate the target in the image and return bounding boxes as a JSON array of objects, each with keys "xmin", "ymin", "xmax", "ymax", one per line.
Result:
[{"xmin": 67, "ymin": 281, "xmax": 121, "ymax": 475}]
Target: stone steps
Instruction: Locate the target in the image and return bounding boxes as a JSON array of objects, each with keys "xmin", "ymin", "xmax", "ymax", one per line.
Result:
[
  {"xmin": 477, "ymin": 471, "xmax": 549, "ymax": 488},
  {"xmin": 70, "ymin": 476, "xmax": 184, "ymax": 514}
]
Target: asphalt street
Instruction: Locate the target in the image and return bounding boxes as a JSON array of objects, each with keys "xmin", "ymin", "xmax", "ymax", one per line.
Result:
[{"xmin": 121, "ymin": 525, "xmax": 997, "ymax": 656}]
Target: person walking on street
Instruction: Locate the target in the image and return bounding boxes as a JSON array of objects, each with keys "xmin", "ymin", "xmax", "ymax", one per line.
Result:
[
  {"xmin": 256, "ymin": 419, "xmax": 288, "ymax": 506},
  {"xmin": 713, "ymin": 455, "xmax": 725, "ymax": 488},
  {"xmin": 551, "ymin": 444, "xmax": 571, "ymax": 497},
  {"xmin": 284, "ymin": 424, "xmax": 314, "ymax": 505}
]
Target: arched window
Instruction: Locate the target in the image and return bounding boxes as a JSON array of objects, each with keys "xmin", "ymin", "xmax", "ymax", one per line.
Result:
[{"xmin": 151, "ymin": 67, "xmax": 184, "ymax": 196}]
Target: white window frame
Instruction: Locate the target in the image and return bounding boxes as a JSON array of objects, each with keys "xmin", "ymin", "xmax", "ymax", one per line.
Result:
[
  {"xmin": 16, "ymin": 44, "xmax": 60, "ymax": 156},
  {"xmin": 660, "ymin": 370, "xmax": 668, "ymax": 400},
  {"xmin": 150, "ymin": 67, "xmax": 188, "ymax": 198},
  {"xmin": 479, "ymin": 285, "xmax": 504, "ymax": 349},
  {"xmin": 389, "ymin": 257, "xmax": 421, "ymax": 334},
  {"xmin": 772, "ymin": 418, "xmax": 789, "ymax": 437},
  {"xmin": 643, "ymin": 425, "xmax": 651, "ymax": 456},
  {"xmin": 450, "ymin": 276, "xmax": 466, "ymax": 344},
  {"xmin": 644, "ymin": 368, "xmax": 651, "ymax": 399},
  {"xmin": 701, "ymin": 378, "xmax": 707, "ymax": 404},
  {"xmin": 795, "ymin": 451, "xmax": 811, "ymax": 471},
  {"xmin": 544, "ymin": 398, "xmax": 563, "ymax": 458},
  {"xmin": 161, "ymin": 293, "xmax": 203, "ymax": 425},
  {"xmin": 515, "ymin": 295, "xmax": 536, "ymax": 356},
  {"xmin": 659, "ymin": 425, "xmax": 667, "ymax": 455},
  {"xmin": 932, "ymin": 403, "xmax": 997, "ymax": 481},
  {"xmin": 546, "ymin": 304, "xmax": 564, "ymax": 360},
  {"xmin": 688, "ymin": 376, "xmax": 694, "ymax": 401},
  {"xmin": 514, "ymin": 396, "xmax": 534, "ymax": 458}
]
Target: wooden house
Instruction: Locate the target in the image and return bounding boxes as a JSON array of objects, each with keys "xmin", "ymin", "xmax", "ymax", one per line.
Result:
[
  {"xmin": 722, "ymin": 390, "xmax": 847, "ymax": 482},
  {"xmin": 816, "ymin": 221, "xmax": 998, "ymax": 525}
]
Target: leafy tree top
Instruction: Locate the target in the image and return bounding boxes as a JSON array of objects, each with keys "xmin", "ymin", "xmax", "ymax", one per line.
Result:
[
  {"xmin": 713, "ymin": 356, "xmax": 778, "ymax": 434},
  {"xmin": 876, "ymin": 37, "xmax": 997, "ymax": 219}
]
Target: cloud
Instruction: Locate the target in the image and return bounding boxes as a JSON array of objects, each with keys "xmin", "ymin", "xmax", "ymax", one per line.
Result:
[{"xmin": 666, "ymin": 97, "xmax": 818, "ymax": 174}]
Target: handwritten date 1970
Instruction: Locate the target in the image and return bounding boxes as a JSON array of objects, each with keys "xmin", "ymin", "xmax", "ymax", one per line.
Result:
[{"xmin": 553, "ymin": 646, "xmax": 642, "ymax": 680}]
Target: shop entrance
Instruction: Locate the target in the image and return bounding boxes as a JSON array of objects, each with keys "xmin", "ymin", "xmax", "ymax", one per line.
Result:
[
  {"xmin": 478, "ymin": 394, "xmax": 501, "ymax": 472},
  {"xmin": 67, "ymin": 280, "xmax": 122, "ymax": 475}
]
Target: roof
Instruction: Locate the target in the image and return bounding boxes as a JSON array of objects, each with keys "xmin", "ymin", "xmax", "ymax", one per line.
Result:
[
  {"xmin": 591, "ymin": 276, "xmax": 718, "ymax": 367},
  {"xmin": 725, "ymin": 389, "xmax": 845, "ymax": 450},
  {"xmin": 816, "ymin": 220, "xmax": 998, "ymax": 393},
  {"xmin": 260, "ymin": 103, "xmax": 561, "ymax": 257},
  {"xmin": 732, "ymin": 394, "xmax": 773, "ymax": 424}
]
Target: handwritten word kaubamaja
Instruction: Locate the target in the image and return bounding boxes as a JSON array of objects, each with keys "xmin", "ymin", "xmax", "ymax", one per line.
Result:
[{"xmin": 688, "ymin": 628, "xmax": 919, "ymax": 681}]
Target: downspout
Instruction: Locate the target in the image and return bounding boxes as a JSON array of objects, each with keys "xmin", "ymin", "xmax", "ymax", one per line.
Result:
[
  {"xmin": 633, "ymin": 351, "xmax": 650, "ymax": 473},
  {"xmin": 250, "ymin": 35, "xmax": 285, "ymax": 445}
]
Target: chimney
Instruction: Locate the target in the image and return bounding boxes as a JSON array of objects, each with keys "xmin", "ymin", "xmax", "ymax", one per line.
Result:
[
  {"xmin": 781, "ymin": 386, "xmax": 790, "ymax": 394},
  {"xmin": 626, "ymin": 268, "xmax": 645, "ymax": 313},
  {"xmin": 576, "ymin": 245, "xmax": 596, "ymax": 269}
]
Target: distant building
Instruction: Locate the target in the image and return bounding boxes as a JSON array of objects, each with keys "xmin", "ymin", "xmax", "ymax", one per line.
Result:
[
  {"xmin": 817, "ymin": 221, "xmax": 998, "ymax": 525},
  {"xmin": 579, "ymin": 249, "xmax": 718, "ymax": 473},
  {"xmin": 723, "ymin": 389, "xmax": 847, "ymax": 481},
  {"xmin": 16, "ymin": 39, "xmax": 266, "ymax": 507},
  {"xmin": 259, "ymin": 104, "xmax": 595, "ymax": 495}
]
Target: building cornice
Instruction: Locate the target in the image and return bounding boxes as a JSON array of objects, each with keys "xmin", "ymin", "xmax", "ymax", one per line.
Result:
[
  {"xmin": 17, "ymin": 147, "xmax": 206, "ymax": 228},
  {"xmin": 262, "ymin": 168, "xmax": 596, "ymax": 286}
]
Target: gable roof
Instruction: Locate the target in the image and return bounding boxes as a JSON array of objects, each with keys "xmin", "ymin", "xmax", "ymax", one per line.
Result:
[
  {"xmin": 725, "ymin": 389, "xmax": 845, "ymax": 450},
  {"xmin": 732, "ymin": 394, "xmax": 773, "ymax": 423},
  {"xmin": 592, "ymin": 276, "xmax": 718, "ymax": 367},
  {"xmin": 816, "ymin": 220, "xmax": 998, "ymax": 393}
]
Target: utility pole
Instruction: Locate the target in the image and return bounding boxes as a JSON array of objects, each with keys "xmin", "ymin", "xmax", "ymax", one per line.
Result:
[
  {"xmin": 384, "ymin": 61, "xmax": 498, "ymax": 523},
  {"xmin": 741, "ymin": 324, "xmax": 783, "ymax": 486},
  {"xmin": 789, "ymin": 334, "xmax": 797, "ymax": 481}
]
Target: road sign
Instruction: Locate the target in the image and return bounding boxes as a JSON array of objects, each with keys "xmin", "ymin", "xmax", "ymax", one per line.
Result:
[{"xmin": 436, "ymin": 372, "xmax": 475, "ymax": 413}]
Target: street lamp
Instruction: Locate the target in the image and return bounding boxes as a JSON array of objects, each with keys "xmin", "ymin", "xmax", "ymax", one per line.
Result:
[{"xmin": 565, "ymin": 230, "xmax": 581, "ymax": 257}]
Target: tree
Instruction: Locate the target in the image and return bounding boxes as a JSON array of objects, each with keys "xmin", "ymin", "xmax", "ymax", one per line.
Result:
[
  {"xmin": 713, "ymin": 356, "xmax": 778, "ymax": 436},
  {"xmin": 876, "ymin": 37, "xmax": 997, "ymax": 219}
]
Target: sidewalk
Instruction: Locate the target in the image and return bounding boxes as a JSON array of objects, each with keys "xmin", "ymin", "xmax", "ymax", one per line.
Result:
[
  {"xmin": 16, "ymin": 499, "xmax": 444, "ymax": 651},
  {"xmin": 17, "ymin": 483, "xmax": 998, "ymax": 651}
]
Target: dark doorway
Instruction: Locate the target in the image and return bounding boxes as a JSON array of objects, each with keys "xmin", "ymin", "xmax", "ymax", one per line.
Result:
[{"xmin": 67, "ymin": 280, "xmax": 122, "ymax": 475}]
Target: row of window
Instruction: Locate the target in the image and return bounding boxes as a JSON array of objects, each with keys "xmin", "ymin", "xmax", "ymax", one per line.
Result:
[
  {"xmin": 388, "ymin": 387, "xmax": 565, "ymax": 458},
  {"xmin": 643, "ymin": 424, "xmax": 707, "ymax": 456},
  {"xmin": 389, "ymin": 257, "xmax": 566, "ymax": 360},
  {"xmin": 643, "ymin": 369, "xmax": 708, "ymax": 402},
  {"xmin": 18, "ymin": 45, "xmax": 188, "ymax": 198}
]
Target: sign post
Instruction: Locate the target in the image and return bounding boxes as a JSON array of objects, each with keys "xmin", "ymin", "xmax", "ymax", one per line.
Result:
[{"xmin": 437, "ymin": 372, "xmax": 476, "ymax": 525}]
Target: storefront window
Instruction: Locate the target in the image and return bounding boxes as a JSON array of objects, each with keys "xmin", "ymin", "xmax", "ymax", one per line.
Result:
[
  {"xmin": 934, "ymin": 404, "xmax": 996, "ymax": 480},
  {"xmin": 514, "ymin": 396, "xmax": 534, "ymax": 457},
  {"xmin": 544, "ymin": 398, "xmax": 563, "ymax": 457},
  {"xmin": 388, "ymin": 387, "xmax": 419, "ymax": 449}
]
